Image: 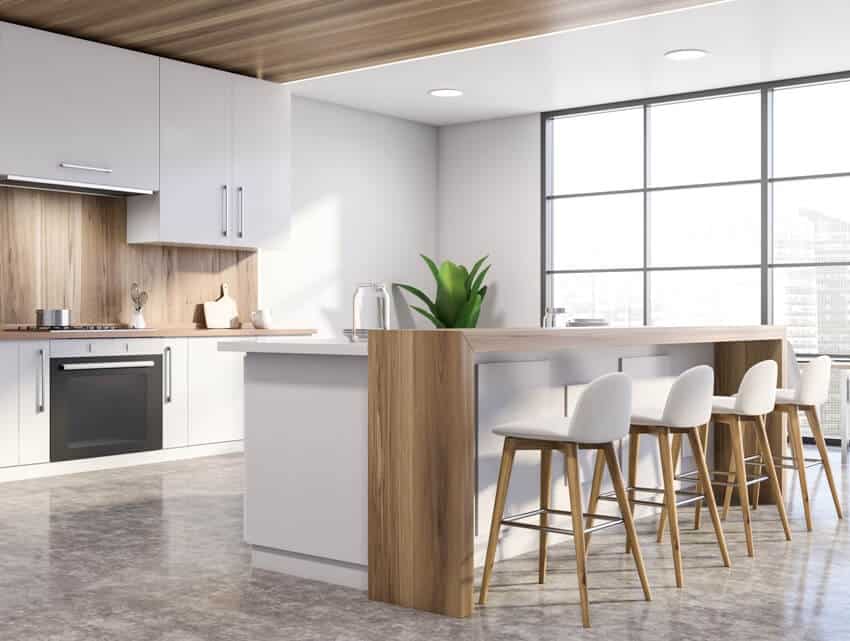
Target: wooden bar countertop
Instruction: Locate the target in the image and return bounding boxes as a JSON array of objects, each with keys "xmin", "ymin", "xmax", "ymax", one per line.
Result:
[
  {"xmin": 0, "ymin": 327, "xmax": 316, "ymax": 340},
  {"xmin": 455, "ymin": 324, "xmax": 786, "ymax": 355}
]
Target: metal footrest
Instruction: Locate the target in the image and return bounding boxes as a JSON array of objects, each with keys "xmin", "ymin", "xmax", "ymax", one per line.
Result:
[
  {"xmin": 501, "ymin": 507, "xmax": 624, "ymax": 536},
  {"xmin": 678, "ymin": 468, "xmax": 768, "ymax": 488},
  {"xmin": 597, "ymin": 485, "xmax": 703, "ymax": 509},
  {"xmin": 764, "ymin": 455, "xmax": 824, "ymax": 471}
]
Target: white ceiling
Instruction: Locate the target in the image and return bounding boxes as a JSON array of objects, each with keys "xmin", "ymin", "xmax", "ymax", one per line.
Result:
[{"xmin": 288, "ymin": 0, "xmax": 850, "ymax": 126}]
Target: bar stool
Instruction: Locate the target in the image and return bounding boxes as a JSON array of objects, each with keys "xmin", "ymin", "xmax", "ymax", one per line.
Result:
[
  {"xmin": 771, "ymin": 355, "xmax": 843, "ymax": 529},
  {"xmin": 586, "ymin": 366, "xmax": 731, "ymax": 588},
  {"xmin": 705, "ymin": 360, "xmax": 792, "ymax": 557},
  {"xmin": 478, "ymin": 373, "xmax": 651, "ymax": 628}
]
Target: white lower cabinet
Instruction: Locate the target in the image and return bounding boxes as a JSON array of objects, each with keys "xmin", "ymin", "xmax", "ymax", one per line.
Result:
[
  {"xmin": 0, "ymin": 343, "xmax": 19, "ymax": 467},
  {"xmin": 0, "ymin": 337, "xmax": 243, "ymax": 472},
  {"xmin": 18, "ymin": 341, "xmax": 50, "ymax": 465},
  {"xmin": 187, "ymin": 338, "xmax": 244, "ymax": 445},
  {"xmin": 162, "ymin": 339, "xmax": 189, "ymax": 449}
]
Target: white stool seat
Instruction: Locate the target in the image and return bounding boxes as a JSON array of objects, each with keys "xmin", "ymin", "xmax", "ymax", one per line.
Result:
[
  {"xmin": 493, "ymin": 417, "xmax": 573, "ymax": 442},
  {"xmin": 711, "ymin": 395, "xmax": 740, "ymax": 414},
  {"xmin": 629, "ymin": 408, "xmax": 667, "ymax": 427},
  {"xmin": 775, "ymin": 388, "xmax": 798, "ymax": 405}
]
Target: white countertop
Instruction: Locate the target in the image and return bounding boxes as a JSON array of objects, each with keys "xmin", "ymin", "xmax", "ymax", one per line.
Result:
[{"xmin": 218, "ymin": 337, "xmax": 368, "ymax": 356}]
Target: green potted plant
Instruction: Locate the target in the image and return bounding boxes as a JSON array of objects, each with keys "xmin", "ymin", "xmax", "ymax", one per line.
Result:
[{"xmin": 396, "ymin": 254, "xmax": 490, "ymax": 328}]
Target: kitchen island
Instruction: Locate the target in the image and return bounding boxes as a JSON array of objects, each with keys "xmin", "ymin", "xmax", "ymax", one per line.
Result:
[{"xmin": 224, "ymin": 326, "xmax": 786, "ymax": 618}]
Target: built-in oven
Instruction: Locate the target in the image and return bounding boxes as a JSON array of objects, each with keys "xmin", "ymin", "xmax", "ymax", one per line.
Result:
[{"xmin": 50, "ymin": 354, "xmax": 163, "ymax": 462}]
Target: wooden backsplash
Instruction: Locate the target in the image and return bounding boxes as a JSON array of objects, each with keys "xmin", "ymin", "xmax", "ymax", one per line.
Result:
[{"xmin": 0, "ymin": 188, "xmax": 257, "ymax": 326}]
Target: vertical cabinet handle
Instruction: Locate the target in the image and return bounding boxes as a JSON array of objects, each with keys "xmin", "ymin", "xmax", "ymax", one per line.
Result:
[
  {"xmin": 221, "ymin": 185, "xmax": 229, "ymax": 237},
  {"xmin": 37, "ymin": 348, "xmax": 46, "ymax": 413},
  {"xmin": 164, "ymin": 346, "xmax": 172, "ymax": 404},
  {"xmin": 237, "ymin": 186, "xmax": 245, "ymax": 239}
]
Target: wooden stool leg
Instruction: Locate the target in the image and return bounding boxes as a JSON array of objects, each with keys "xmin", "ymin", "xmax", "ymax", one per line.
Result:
[
  {"xmin": 750, "ymin": 420, "xmax": 761, "ymax": 510},
  {"xmin": 479, "ymin": 439, "xmax": 517, "ymax": 605},
  {"xmin": 603, "ymin": 442, "xmax": 652, "ymax": 602},
  {"xmin": 687, "ymin": 428, "xmax": 731, "ymax": 567},
  {"xmin": 755, "ymin": 416, "xmax": 792, "ymax": 541},
  {"xmin": 539, "ymin": 448, "xmax": 553, "ymax": 584},
  {"xmin": 658, "ymin": 430, "xmax": 684, "ymax": 587},
  {"xmin": 722, "ymin": 447, "xmax": 735, "ymax": 521},
  {"xmin": 806, "ymin": 407, "xmax": 844, "ymax": 519},
  {"xmin": 565, "ymin": 443, "xmax": 591, "ymax": 628},
  {"xmin": 625, "ymin": 432, "xmax": 639, "ymax": 554},
  {"xmin": 584, "ymin": 449, "xmax": 606, "ymax": 554},
  {"xmin": 730, "ymin": 418, "xmax": 755, "ymax": 557},
  {"xmin": 787, "ymin": 408, "xmax": 812, "ymax": 531},
  {"xmin": 693, "ymin": 424, "xmax": 708, "ymax": 530},
  {"xmin": 657, "ymin": 433, "xmax": 682, "ymax": 542}
]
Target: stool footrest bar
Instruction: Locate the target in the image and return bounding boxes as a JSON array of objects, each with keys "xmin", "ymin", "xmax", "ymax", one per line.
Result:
[{"xmin": 500, "ymin": 508, "xmax": 625, "ymax": 537}]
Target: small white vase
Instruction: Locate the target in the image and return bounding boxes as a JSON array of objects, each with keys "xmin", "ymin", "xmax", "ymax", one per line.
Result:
[{"xmin": 130, "ymin": 310, "xmax": 146, "ymax": 329}]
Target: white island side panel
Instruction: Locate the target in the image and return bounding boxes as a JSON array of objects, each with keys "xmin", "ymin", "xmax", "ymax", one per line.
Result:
[{"xmin": 243, "ymin": 351, "xmax": 368, "ymax": 586}]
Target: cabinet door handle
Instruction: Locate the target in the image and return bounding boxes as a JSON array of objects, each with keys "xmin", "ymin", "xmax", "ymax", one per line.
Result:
[
  {"xmin": 237, "ymin": 186, "xmax": 245, "ymax": 239},
  {"xmin": 164, "ymin": 346, "xmax": 173, "ymax": 404},
  {"xmin": 59, "ymin": 162, "xmax": 113, "ymax": 174},
  {"xmin": 38, "ymin": 348, "xmax": 46, "ymax": 413},
  {"xmin": 221, "ymin": 185, "xmax": 229, "ymax": 237}
]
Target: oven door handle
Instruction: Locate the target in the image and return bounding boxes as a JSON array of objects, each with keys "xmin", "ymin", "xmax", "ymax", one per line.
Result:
[{"xmin": 60, "ymin": 361, "xmax": 156, "ymax": 371}]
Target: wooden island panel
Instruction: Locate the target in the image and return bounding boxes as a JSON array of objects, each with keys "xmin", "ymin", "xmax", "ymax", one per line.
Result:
[{"xmin": 368, "ymin": 331, "xmax": 476, "ymax": 618}]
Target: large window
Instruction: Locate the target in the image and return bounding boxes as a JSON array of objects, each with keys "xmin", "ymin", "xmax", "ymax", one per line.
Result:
[{"xmin": 543, "ymin": 74, "xmax": 850, "ymax": 360}]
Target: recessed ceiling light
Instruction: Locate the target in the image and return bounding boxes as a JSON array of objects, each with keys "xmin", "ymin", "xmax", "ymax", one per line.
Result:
[
  {"xmin": 664, "ymin": 48, "xmax": 708, "ymax": 61},
  {"xmin": 428, "ymin": 88, "xmax": 463, "ymax": 97}
]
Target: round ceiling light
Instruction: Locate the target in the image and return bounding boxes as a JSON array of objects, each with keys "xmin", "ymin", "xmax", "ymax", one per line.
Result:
[
  {"xmin": 664, "ymin": 48, "xmax": 708, "ymax": 61},
  {"xmin": 428, "ymin": 88, "xmax": 463, "ymax": 97}
]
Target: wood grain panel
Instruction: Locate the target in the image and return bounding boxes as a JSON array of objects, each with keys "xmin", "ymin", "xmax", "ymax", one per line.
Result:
[
  {"xmin": 463, "ymin": 325, "xmax": 786, "ymax": 355},
  {"xmin": 368, "ymin": 330, "xmax": 475, "ymax": 617},
  {"xmin": 0, "ymin": 1, "xmax": 718, "ymax": 82},
  {"xmin": 0, "ymin": 187, "xmax": 257, "ymax": 327},
  {"xmin": 714, "ymin": 339, "xmax": 786, "ymax": 504}
]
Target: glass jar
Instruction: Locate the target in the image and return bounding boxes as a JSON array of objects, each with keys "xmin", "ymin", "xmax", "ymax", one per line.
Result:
[
  {"xmin": 352, "ymin": 283, "xmax": 391, "ymax": 341},
  {"xmin": 542, "ymin": 307, "xmax": 566, "ymax": 328}
]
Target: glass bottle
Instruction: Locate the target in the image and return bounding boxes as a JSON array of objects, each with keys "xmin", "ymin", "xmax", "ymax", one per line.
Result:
[{"xmin": 352, "ymin": 283, "xmax": 391, "ymax": 341}]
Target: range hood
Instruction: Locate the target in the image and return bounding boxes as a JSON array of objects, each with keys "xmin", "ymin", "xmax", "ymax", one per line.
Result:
[{"xmin": 0, "ymin": 174, "xmax": 154, "ymax": 197}]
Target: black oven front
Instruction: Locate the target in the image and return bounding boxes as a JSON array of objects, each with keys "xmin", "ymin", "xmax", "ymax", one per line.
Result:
[{"xmin": 50, "ymin": 355, "xmax": 163, "ymax": 462}]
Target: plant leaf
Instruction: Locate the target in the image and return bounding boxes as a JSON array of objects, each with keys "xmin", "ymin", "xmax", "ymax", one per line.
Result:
[
  {"xmin": 411, "ymin": 305, "xmax": 445, "ymax": 328},
  {"xmin": 471, "ymin": 304, "xmax": 482, "ymax": 328},
  {"xmin": 435, "ymin": 260, "xmax": 468, "ymax": 327},
  {"xmin": 465, "ymin": 255, "xmax": 489, "ymax": 292},
  {"xmin": 455, "ymin": 293, "xmax": 482, "ymax": 328},
  {"xmin": 396, "ymin": 283, "xmax": 438, "ymax": 316},
  {"xmin": 470, "ymin": 264, "xmax": 491, "ymax": 296},
  {"xmin": 478, "ymin": 285, "xmax": 488, "ymax": 301},
  {"xmin": 420, "ymin": 254, "xmax": 440, "ymax": 282}
]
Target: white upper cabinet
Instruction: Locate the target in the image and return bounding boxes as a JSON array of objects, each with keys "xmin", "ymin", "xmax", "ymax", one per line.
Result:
[
  {"xmin": 140, "ymin": 59, "xmax": 232, "ymax": 247},
  {"xmin": 232, "ymin": 74, "xmax": 290, "ymax": 249},
  {"xmin": 128, "ymin": 59, "xmax": 290, "ymax": 249},
  {"xmin": 0, "ymin": 22, "xmax": 158, "ymax": 193}
]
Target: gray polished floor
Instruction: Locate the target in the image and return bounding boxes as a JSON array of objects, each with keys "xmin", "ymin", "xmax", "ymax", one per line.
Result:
[{"xmin": 0, "ymin": 449, "xmax": 847, "ymax": 640}]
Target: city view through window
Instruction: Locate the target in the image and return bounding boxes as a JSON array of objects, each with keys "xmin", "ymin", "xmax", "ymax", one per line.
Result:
[{"xmin": 544, "ymin": 77, "xmax": 850, "ymax": 437}]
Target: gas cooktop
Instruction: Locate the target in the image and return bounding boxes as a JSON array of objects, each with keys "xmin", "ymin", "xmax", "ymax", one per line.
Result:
[{"xmin": 7, "ymin": 324, "xmax": 134, "ymax": 332}]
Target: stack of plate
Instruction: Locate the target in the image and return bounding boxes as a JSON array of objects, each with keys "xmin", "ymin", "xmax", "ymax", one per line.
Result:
[
  {"xmin": 568, "ymin": 318, "xmax": 609, "ymax": 327},
  {"xmin": 343, "ymin": 328, "xmax": 370, "ymax": 340}
]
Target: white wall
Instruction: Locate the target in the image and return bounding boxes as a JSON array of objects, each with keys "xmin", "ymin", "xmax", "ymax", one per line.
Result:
[
  {"xmin": 261, "ymin": 97, "xmax": 438, "ymax": 334},
  {"xmin": 437, "ymin": 115, "xmax": 541, "ymax": 328}
]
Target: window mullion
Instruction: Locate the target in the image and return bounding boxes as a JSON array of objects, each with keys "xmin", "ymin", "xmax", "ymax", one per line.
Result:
[{"xmin": 643, "ymin": 104, "xmax": 650, "ymax": 326}]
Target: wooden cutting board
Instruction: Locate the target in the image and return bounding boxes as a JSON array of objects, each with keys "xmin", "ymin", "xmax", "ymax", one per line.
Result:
[{"xmin": 203, "ymin": 283, "xmax": 240, "ymax": 329}]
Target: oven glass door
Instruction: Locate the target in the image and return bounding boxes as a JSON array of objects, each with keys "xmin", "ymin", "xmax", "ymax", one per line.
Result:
[{"xmin": 50, "ymin": 355, "xmax": 163, "ymax": 462}]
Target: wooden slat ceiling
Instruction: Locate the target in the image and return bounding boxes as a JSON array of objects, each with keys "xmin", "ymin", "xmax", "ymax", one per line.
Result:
[{"xmin": 0, "ymin": 0, "xmax": 716, "ymax": 82}]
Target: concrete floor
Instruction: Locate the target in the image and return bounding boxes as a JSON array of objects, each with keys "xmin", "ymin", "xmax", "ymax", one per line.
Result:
[{"xmin": 0, "ymin": 449, "xmax": 847, "ymax": 640}]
